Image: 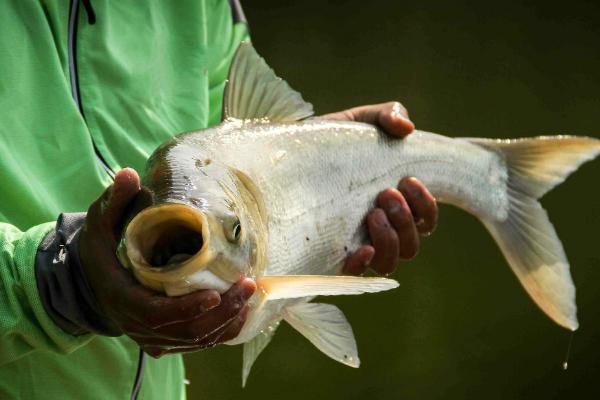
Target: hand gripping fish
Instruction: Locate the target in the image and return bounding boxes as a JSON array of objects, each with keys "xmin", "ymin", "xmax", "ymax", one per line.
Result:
[{"xmin": 117, "ymin": 42, "xmax": 600, "ymax": 385}]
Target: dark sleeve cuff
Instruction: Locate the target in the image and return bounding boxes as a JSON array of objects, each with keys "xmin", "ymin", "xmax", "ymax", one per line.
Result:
[{"xmin": 35, "ymin": 213, "xmax": 119, "ymax": 336}]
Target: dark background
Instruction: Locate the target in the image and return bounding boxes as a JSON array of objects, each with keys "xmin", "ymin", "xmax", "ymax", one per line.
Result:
[{"xmin": 186, "ymin": 1, "xmax": 600, "ymax": 398}]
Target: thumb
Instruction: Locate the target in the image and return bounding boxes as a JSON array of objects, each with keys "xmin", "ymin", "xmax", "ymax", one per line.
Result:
[
  {"xmin": 377, "ymin": 101, "xmax": 415, "ymax": 138},
  {"xmin": 101, "ymin": 168, "xmax": 141, "ymax": 230},
  {"xmin": 320, "ymin": 102, "xmax": 415, "ymax": 138}
]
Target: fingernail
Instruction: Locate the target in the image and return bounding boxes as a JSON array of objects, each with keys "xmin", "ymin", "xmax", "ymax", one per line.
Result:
[
  {"xmin": 401, "ymin": 178, "xmax": 423, "ymax": 199},
  {"xmin": 363, "ymin": 251, "xmax": 374, "ymax": 267},
  {"xmin": 391, "ymin": 102, "xmax": 410, "ymax": 121},
  {"xmin": 199, "ymin": 293, "xmax": 221, "ymax": 312},
  {"xmin": 374, "ymin": 211, "xmax": 390, "ymax": 228},
  {"xmin": 241, "ymin": 279, "xmax": 257, "ymax": 299},
  {"xmin": 398, "ymin": 176, "xmax": 414, "ymax": 189},
  {"xmin": 383, "ymin": 197, "xmax": 402, "ymax": 214}
]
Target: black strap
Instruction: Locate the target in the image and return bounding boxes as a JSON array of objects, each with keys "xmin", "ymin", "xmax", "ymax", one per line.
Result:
[
  {"xmin": 35, "ymin": 213, "xmax": 118, "ymax": 336},
  {"xmin": 81, "ymin": 0, "xmax": 96, "ymax": 24}
]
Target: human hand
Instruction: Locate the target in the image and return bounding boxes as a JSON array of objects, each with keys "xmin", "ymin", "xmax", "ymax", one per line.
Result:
[
  {"xmin": 79, "ymin": 168, "xmax": 256, "ymax": 357},
  {"xmin": 321, "ymin": 102, "xmax": 438, "ymax": 276}
]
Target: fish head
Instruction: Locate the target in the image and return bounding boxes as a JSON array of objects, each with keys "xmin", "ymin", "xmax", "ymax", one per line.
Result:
[{"xmin": 117, "ymin": 143, "xmax": 266, "ymax": 296}]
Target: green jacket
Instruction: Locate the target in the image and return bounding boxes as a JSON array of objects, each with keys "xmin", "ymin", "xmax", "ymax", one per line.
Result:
[{"xmin": 0, "ymin": 1, "xmax": 248, "ymax": 398}]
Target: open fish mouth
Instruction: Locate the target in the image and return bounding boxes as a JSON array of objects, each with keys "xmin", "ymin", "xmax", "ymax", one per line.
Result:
[
  {"xmin": 123, "ymin": 203, "xmax": 209, "ymax": 273},
  {"xmin": 120, "ymin": 203, "xmax": 239, "ymax": 294}
]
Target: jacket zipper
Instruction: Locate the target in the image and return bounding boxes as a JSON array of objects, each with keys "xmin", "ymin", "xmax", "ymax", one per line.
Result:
[{"xmin": 67, "ymin": 1, "xmax": 146, "ymax": 399}]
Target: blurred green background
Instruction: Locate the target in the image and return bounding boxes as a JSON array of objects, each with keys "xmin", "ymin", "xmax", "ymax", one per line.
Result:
[{"xmin": 185, "ymin": 1, "xmax": 600, "ymax": 398}]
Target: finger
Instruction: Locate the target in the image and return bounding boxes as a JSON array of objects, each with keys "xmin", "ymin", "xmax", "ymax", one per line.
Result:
[
  {"xmin": 131, "ymin": 333, "xmax": 206, "ymax": 348},
  {"xmin": 124, "ymin": 303, "xmax": 235, "ymax": 345},
  {"xmin": 142, "ymin": 346, "xmax": 164, "ymax": 358},
  {"xmin": 211, "ymin": 303, "xmax": 250, "ymax": 343},
  {"xmin": 342, "ymin": 245, "xmax": 375, "ymax": 276},
  {"xmin": 398, "ymin": 177, "xmax": 438, "ymax": 236},
  {"xmin": 122, "ymin": 288, "xmax": 222, "ymax": 329},
  {"xmin": 366, "ymin": 209, "xmax": 399, "ymax": 275},
  {"xmin": 143, "ymin": 344, "xmax": 213, "ymax": 358},
  {"xmin": 151, "ymin": 279, "xmax": 255, "ymax": 342},
  {"xmin": 128, "ymin": 298, "xmax": 249, "ymax": 346},
  {"xmin": 142, "ymin": 345, "xmax": 202, "ymax": 358},
  {"xmin": 122, "ymin": 186, "xmax": 154, "ymax": 227},
  {"xmin": 377, "ymin": 102, "xmax": 415, "ymax": 138},
  {"xmin": 85, "ymin": 168, "xmax": 141, "ymax": 238},
  {"xmin": 321, "ymin": 102, "xmax": 414, "ymax": 138},
  {"xmin": 102, "ymin": 168, "xmax": 141, "ymax": 230},
  {"xmin": 377, "ymin": 188, "xmax": 420, "ymax": 260},
  {"xmin": 129, "ymin": 319, "xmax": 230, "ymax": 348}
]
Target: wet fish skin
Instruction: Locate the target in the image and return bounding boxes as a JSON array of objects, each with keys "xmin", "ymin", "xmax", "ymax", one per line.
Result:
[
  {"xmin": 117, "ymin": 42, "xmax": 600, "ymax": 386},
  {"xmin": 176, "ymin": 119, "xmax": 508, "ymax": 279}
]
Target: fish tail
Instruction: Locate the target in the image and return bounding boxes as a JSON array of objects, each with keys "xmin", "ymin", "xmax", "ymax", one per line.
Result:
[{"xmin": 467, "ymin": 136, "xmax": 600, "ymax": 330}]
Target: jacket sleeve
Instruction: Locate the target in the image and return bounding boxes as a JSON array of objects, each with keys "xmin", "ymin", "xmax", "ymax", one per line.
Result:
[{"xmin": 0, "ymin": 219, "xmax": 92, "ymax": 366}]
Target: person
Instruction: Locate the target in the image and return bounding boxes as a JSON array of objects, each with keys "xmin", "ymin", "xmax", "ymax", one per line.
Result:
[{"xmin": 0, "ymin": 1, "xmax": 438, "ymax": 399}]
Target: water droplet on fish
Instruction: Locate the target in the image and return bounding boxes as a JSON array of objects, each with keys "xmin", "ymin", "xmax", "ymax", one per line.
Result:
[
  {"xmin": 271, "ymin": 150, "xmax": 287, "ymax": 164},
  {"xmin": 189, "ymin": 197, "xmax": 207, "ymax": 208},
  {"xmin": 183, "ymin": 379, "xmax": 191, "ymax": 385}
]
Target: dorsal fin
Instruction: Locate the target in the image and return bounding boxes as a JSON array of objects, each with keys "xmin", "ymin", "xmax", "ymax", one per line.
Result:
[{"xmin": 223, "ymin": 41, "xmax": 314, "ymax": 122}]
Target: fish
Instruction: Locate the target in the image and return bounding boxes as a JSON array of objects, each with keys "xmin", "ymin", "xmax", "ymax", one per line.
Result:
[{"xmin": 116, "ymin": 41, "xmax": 600, "ymax": 386}]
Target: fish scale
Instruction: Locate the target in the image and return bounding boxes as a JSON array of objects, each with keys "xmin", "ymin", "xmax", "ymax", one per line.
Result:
[
  {"xmin": 201, "ymin": 122, "xmax": 509, "ymax": 277},
  {"xmin": 118, "ymin": 42, "xmax": 600, "ymax": 386}
]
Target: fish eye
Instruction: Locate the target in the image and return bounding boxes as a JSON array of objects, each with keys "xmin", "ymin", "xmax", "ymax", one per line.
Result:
[
  {"xmin": 227, "ymin": 219, "xmax": 242, "ymax": 243},
  {"xmin": 233, "ymin": 220, "xmax": 241, "ymax": 241}
]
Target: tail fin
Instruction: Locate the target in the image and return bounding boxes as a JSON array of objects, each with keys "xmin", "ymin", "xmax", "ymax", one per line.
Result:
[{"xmin": 468, "ymin": 136, "xmax": 600, "ymax": 330}]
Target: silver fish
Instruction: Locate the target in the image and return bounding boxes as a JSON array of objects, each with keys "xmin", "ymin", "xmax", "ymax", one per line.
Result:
[{"xmin": 117, "ymin": 42, "xmax": 600, "ymax": 385}]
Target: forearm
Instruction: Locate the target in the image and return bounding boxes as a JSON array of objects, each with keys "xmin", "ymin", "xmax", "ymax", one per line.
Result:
[{"xmin": 0, "ymin": 221, "xmax": 92, "ymax": 366}]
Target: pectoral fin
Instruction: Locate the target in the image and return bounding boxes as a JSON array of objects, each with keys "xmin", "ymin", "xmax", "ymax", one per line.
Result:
[
  {"xmin": 283, "ymin": 302, "xmax": 359, "ymax": 367},
  {"xmin": 256, "ymin": 275, "xmax": 399, "ymax": 300}
]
